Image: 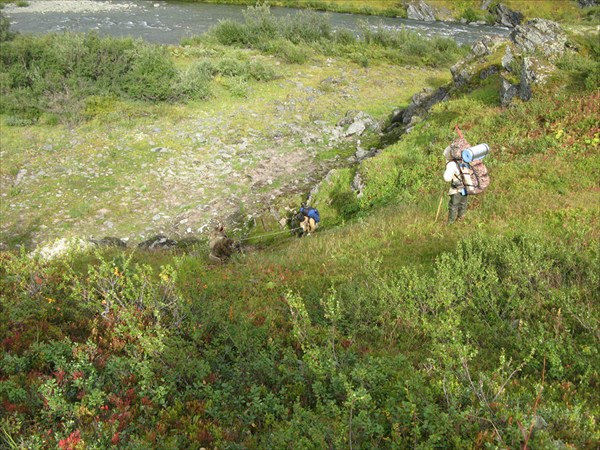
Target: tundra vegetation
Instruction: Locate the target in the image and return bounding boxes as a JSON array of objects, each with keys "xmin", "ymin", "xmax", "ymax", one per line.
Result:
[{"xmin": 0, "ymin": 2, "xmax": 599, "ymax": 449}]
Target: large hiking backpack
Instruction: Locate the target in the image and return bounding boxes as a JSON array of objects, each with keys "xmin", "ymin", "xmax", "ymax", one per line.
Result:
[
  {"xmin": 449, "ymin": 137, "xmax": 490, "ymax": 195},
  {"xmin": 300, "ymin": 206, "xmax": 320, "ymax": 223}
]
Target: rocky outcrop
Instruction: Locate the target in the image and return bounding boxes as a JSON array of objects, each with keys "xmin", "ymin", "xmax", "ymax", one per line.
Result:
[
  {"xmin": 137, "ymin": 234, "xmax": 178, "ymax": 250},
  {"xmin": 499, "ymin": 19, "xmax": 568, "ymax": 105},
  {"xmin": 405, "ymin": 0, "xmax": 436, "ymax": 21},
  {"xmin": 510, "ymin": 19, "xmax": 568, "ymax": 60},
  {"xmin": 90, "ymin": 236, "xmax": 128, "ymax": 248},
  {"xmin": 451, "ymin": 37, "xmax": 504, "ymax": 88},
  {"xmin": 578, "ymin": 0, "xmax": 598, "ymax": 7},
  {"xmin": 490, "ymin": 3, "xmax": 523, "ymax": 28},
  {"xmin": 386, "ymin": 17, "xmax": 570, "ymax": 129},
  {"xmin": 400, "ymin": 87, "xmax": 450, "ymax": 127}
]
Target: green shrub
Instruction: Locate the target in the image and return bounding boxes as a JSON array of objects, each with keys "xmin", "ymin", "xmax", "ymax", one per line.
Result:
[
  {"xmin": 205, "ymin": 5, "xmax": 464, "ymax": 68},
  {"xmin": 279, "ymin": 9, "xmax": 332, "ymax": 44},
  {"xmin": 223, "ymin": 76, "xmax": 249, "ymax": 98},
  {"xmin": 3, "ymin": 115, "xmax": 35, "ymax": 126},
  {"xmin": 215, "ymin": 57, "xmax": 248, "ymax": 77},
  {"xmin": 333, "ymin": 28, "xmax": 357, "ymax": 46},
  {"xmin": 174, "ymin": 62, "xmax": 213, "ymax": 100},
  {"xmin": 210, "ymin": 19, "xmax": 250, "ymax": 46},
  {"xmin": 460, "ymin": 7, "xmax": 482, "ymax": 23},
  {"xmin": 122, "ymin": 45, "xmax": 177, "ymax": 101},
  {"xmin": 0, "ymin": 11, "xmax": 13, "ymax": 42},
  {"xmin": 267, "ymin": 38, "xmax": 311, "ymax": 64},
  {"xmin": 556, "ymin": 47, "xmax": 600, "ymax": 91}
]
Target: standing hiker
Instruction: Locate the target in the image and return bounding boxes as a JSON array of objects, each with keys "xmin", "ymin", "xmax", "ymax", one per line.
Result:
[
  {"xmin": 442, "ymin": 127, "xmax": 490, "ymax": 224},
  {"xmin": 443, "ymin": 140, "xmax": 469, "ymax": 224}
]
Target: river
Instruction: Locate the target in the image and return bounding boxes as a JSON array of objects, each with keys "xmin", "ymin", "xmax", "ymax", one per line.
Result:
[{"xmin": 3, "ymin": 0, "xmax": 510, "ymax": 45}]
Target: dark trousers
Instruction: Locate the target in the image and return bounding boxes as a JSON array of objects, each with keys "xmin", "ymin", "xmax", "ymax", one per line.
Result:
[{"xmin": 448, "ymin": 193, "xmax": 468, "ymax": 223}]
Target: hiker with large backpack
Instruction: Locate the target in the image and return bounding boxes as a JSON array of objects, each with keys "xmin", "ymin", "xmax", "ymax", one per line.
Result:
[
  {"xmin": 442, "ymin": 127, "xmax": 490, "ymax": 224},
  {"xmin": 298, "ymin": 202, "xmax": 320, "ymax": 236}
]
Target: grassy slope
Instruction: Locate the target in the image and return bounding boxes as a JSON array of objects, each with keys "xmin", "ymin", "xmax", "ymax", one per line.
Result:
[
  {"xmin": 0, "ymin": 50, "xmax": 449, "ymax": 248},
  {"xmin": 9, "ymin": 79, "xmax": 593, "ymax": 447}
]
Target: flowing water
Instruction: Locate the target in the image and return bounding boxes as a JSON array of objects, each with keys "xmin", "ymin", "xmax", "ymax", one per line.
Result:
[{"xmin": 4, "ymin": 0, "xmax": 510, "ymax": 45}]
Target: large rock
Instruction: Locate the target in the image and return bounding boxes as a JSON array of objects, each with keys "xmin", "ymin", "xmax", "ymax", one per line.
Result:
[
  {"xmin": 137, "ymin": 234, "xmax": 178, "ymax": 250},
  {"xmin": 90, "ymin": 236, "xmax": 128, "ymax": 248},
  {"xmin": 578, "ymin": 0, "xmax": 598, "ymax": 7},
  {"xmin": 500, "ymin": 55, "xmax": 554, "ymax": 106},
  {"xmin": 406, "ymin": 0, "xmax": 436, "ymax": 21},
  {"xmin": 500, "ymin": 77, "xmax": 520, "ymax": 106},
  {"xmin": 491, "ymin": 3, "xmax": 523, "ymax": 28},
  {"xmin": 400, "ymin": 86, "xmax": 450, "ymax": 125},
  {"xmin": 510, "ymin": 19, "xmax": 568, "ymax": 60},
  {"xmin": 338, "ymin": 110, "xmax": 380, "ymax": 136}
]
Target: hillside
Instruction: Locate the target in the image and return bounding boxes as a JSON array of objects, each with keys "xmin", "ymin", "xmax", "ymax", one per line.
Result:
[{"xmin": 1, "ymin": 3, "xmax": 599, "ymax": 449}]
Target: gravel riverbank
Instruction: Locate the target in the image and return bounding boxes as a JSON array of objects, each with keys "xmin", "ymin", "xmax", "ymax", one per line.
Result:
[{"xmin": 3, "ymin": 0, "xmax": 140, "ymax": 14}]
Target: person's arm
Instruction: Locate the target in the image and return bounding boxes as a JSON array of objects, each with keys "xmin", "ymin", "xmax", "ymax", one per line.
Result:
[{"xmin": 444, "ymin": 161, "xmax": 458, "ymax": 182}]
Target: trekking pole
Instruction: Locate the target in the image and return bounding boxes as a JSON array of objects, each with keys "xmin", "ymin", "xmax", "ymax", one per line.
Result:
[
  {"xmin": 455, "ymin": 125, "xmax": 464, "ymax": 139},
  {"xmin": 237, "ymin": 227, "xmax": 302, "ymax": 242},
  {"xmin": 435, "ymin": 190, "xmax": 445, "ymax": 223}
]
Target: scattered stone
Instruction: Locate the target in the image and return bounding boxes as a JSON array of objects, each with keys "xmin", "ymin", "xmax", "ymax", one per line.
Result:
[
  {"xmin": 346, "ymin": 121, "xmax": 366, "ymax": 137},
  {"xmin": 502, "ymin": 45, "xmax": 515, "ymax": 70},
  {"xmin": 14, "ymin": 169, "xmax": 27, "ymax": 186},
  {"xmin": 396, "ymin": 87, "xmax": 450, "ymax": 125},
  {"xmin": 338, "ymin": 110, "xmax": 380, "ymax": 136}
]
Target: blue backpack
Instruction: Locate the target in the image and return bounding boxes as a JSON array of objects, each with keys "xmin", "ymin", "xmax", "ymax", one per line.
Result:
[{"xmin": 300, "ymin": 206, "xmax": 320, "ymax": 223}]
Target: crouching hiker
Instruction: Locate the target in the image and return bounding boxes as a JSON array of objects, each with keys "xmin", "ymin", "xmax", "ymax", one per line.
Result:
[
  {"xmin": 298, "ymin": 203, "xmax": 320, "ymax": 236},
  {"xmin": 209, "ymin": 225, "xmax": 238, "ymax": 263}
]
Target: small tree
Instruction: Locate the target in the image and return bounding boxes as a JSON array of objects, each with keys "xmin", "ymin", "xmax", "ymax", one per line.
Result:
[{"xmin": 0, "ymin": 12, "xmax": 14, "ymax": 42}]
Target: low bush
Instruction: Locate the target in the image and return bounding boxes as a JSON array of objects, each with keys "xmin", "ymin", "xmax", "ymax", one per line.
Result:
[
  {"xmin": 0, "ymin": 11, "xmax": 12, "ymax": 42},
  {"xmin": 205, "ymin": 4, "xmax": 466, "ymax": 68},
  {"xmin": 2, "ymin": 224, "xmax": 597, "ymax": 448},
  {"xmin": 0, "ymin": 31, "xmax": 278, "ymax": 123},
  {"xmin": 556, "ymin": 41, "xmax": 599, "ymax": 91}
]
